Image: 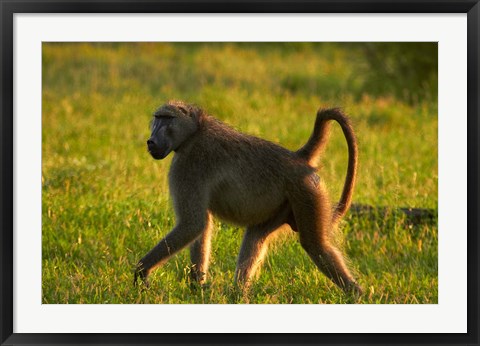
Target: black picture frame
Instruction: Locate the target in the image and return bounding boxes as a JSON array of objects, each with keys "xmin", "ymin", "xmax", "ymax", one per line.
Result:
[{"xmin": 1, "ymin": 1, "xmax": 479, "ymax": 345}]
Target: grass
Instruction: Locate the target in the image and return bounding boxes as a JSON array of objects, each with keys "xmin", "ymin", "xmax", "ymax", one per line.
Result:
[{"xmin": 42, "ymin": 42, "xmax": 438, "ymax": 304}]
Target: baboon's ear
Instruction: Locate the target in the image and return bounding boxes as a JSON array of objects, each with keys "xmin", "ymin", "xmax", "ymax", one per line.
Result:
[
  {"xmin": 176, "ymin": 105, "xmax": 188, "ymax": 115},
  {"xmin": 187, "ymin": 105, "xmax": 203, "ymax": 121}
]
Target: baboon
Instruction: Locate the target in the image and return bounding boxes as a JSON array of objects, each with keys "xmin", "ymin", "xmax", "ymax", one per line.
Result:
[{"xmin": 135, "ymin": 100, "xmax": 362, "ymax": 295}]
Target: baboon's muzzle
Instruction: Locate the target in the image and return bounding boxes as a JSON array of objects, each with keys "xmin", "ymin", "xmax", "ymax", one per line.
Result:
[{"xmin": 147, "ymin": 139, "xmax": 169, "ymax": 160}]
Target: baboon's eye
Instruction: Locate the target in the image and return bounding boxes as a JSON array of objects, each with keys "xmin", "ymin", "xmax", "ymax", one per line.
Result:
[
  {"xmin": 161, "ymin": 117, "xmax": 174, "ymax": 125},
  {"xmin": 154, "ymin": 114, "xmax": 175, "ymax": 120},
  {"xmin": 152, "ymin": 117, "xmax": 174, "ymax": 131}
]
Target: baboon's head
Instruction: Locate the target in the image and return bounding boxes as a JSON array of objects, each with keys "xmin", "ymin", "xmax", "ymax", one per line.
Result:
[{"xmin": 147, "ymin": 101, "xmax": 199, "ymax": 160}]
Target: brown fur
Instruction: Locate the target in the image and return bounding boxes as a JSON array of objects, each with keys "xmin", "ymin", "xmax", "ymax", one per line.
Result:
[{"xmin": 136, "ymin": 101, "xmax": 361, "ymax": 294}]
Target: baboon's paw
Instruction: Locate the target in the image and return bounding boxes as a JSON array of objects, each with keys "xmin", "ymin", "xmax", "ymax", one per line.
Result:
[
  {"xmin": 189, "ymin": 280, "xmax": 210, "ymax": 291},
  {"xmin": 234, "ymin": 279, "xmax": 253, "ymax": 293},
  {"xmin": 133, "ymin": 265, "xmax": 149, "ymax": 289},
  {"xmin": 346, "ymin": 282, "xmax": 363, "ymax": 297},
  {"xmin": 189, "ymin": 269, "xmax": 206, "ymax": 284}
]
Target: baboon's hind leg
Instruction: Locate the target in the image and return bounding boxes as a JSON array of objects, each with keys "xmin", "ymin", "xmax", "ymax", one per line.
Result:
[
  {"xmin": 189, "ymin": 212, "xmax": 213, "ymax": 284},
  {"xmin": 289, "ymin": 180, "xmax": 362, "ymax": 294}
]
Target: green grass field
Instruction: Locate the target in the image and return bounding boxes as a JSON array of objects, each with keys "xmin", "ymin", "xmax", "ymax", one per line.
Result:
[{"xmin": 42, "ymin": 42, "xmax": 438, "ymax": 304}]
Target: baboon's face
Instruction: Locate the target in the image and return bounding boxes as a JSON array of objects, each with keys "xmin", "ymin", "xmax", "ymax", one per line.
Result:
[
  {"xmin": 147, "ymin": 115, "xmax": 175, "ymax": 160},
  {"xmin": 147, "ymin": 103, "xmax": 198, "ymax": 160}
]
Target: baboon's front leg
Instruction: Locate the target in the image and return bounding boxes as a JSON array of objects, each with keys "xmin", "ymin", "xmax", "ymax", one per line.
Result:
[
  {"xmin": 189, "ymin": 212, "xmax": 213, "ymax": 285},
  {"xmin": 234, "ymin": 205, "xmax": 293, "ymax": 288},
  {"xmin": 134, "ymin": 214, "xmax": 209, "ymax": 286}
]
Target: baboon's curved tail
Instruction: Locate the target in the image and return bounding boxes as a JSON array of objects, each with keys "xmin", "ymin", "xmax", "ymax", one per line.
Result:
[{"xmin": 296, "ymin": 108, "xmax": 358, "ymax": 224}]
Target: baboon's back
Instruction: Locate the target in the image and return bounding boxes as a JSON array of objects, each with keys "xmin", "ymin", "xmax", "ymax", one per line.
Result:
[{"xmin": 194, "ymin": 117, "xmax": 314, "ymax": 226}]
